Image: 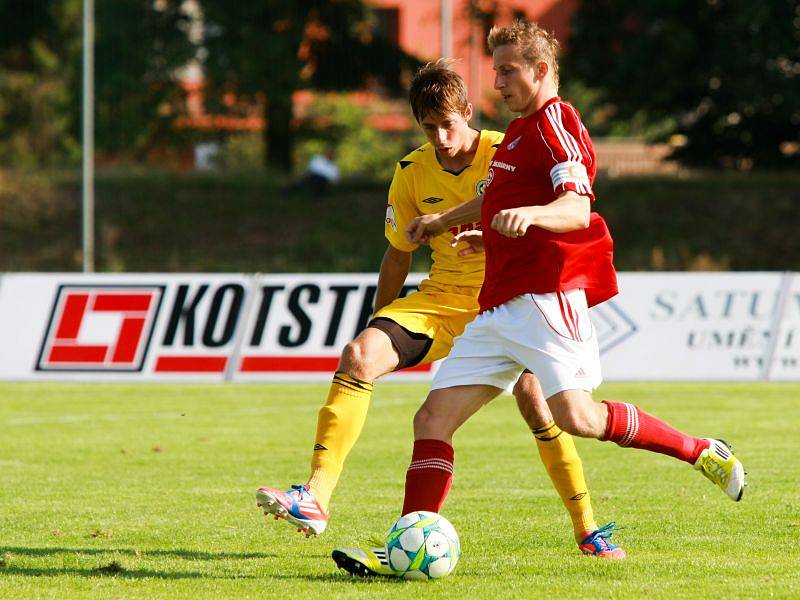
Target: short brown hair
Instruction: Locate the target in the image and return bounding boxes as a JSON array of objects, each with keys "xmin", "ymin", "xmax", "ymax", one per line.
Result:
[
  {"xmin": 487, "ymin": 20, "xmax": 560, "ymax": 87},
  {"xmin": 408, "ymin": 58, "xmax": 469, "ymax": 123}
]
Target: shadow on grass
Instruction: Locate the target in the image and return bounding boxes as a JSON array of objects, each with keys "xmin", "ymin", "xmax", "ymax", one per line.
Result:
[
  {"xmin": 269, "ymin": 573, "xmax": 408, "ymax": 585},
  {"xmin": 0, "ymin": 546, "xmax": 276, "ymax": 560},
  {"xmin": 0, "ymin": 546, "xmax": 279, "ymax": 580},
  {"xmin": 0, "ymin": 565, "xmax": 209, "ymax": 580},
  {"xmin": 0, "ymin": 547, "xmax": 401, "ymax": 582}
]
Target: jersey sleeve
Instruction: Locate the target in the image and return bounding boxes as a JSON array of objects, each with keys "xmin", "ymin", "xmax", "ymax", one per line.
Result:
[
  {"xmin": 538, "ymin": 102, "xmax": 595, "ymax": 201},
  {"xmin": 384, "ymin": 162, "xmax": 419, "ymax": 252}
]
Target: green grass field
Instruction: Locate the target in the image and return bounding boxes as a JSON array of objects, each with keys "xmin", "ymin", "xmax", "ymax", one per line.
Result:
[{"xmin": 0, "ymin": 382, "xmax": 797, "ymax": 598}]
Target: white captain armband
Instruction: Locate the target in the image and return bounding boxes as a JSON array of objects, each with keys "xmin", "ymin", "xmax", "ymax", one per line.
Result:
[{"xmin": 549, "ymin": 160, "xmax": 592, "ymax": 195}]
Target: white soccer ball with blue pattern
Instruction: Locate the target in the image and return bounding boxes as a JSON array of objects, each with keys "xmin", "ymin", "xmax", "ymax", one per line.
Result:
[{"xmin": 384, "ymin": 511, "xmax": 460, "ymax": 580}]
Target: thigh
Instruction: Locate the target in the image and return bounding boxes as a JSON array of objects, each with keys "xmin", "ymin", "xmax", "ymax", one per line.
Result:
[
  {"xmin": 341, "ymin": 325, "xmax": 400, "ymax": 377},
  {"xmin": 372, "ymin": 283, "xmax": 480, "ymax": 365},
  {"xmin": 368, "ymin": 318, "xmax": 432, "ymax": 370}
]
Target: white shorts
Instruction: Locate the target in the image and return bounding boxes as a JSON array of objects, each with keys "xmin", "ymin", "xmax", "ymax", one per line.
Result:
[{"xmin": 431, "ymin": 290, "xmax": 602, "ymax": 399}]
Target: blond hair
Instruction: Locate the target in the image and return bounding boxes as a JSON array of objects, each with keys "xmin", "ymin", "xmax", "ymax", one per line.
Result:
[
  {"xmin": 408, "ymin": 58, "xmax": 469, "ymax": 123},
  {"xmin": 487, "ymin": 20, "xmax": 560, "ymax": 87}
]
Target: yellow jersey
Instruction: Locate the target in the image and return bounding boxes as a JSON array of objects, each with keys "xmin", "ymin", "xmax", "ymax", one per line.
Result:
[{"xmin": 384, "ymin": 129, "xmax": 504, "ymax": 288}]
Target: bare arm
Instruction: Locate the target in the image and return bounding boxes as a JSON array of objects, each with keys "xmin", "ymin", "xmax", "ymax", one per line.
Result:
[
  {"xmin": 374, "ymin": 245, "xmax": 413, "ymax": 314},
  {"xmin": 405, "ymin": 195, "xmax": 484, "ymax": 244},
  {"xmin": 491, "ymin": 191, "xmax": 590, "ymax": 238}
]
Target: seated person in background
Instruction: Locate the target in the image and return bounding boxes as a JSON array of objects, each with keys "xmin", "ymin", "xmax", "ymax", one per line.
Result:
[{"xmin": 287, "ymin": 148, "xmax": 340, "ymax": 197}]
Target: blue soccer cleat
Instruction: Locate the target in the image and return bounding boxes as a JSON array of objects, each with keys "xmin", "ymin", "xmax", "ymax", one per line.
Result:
[{"xmin": 578, "ymin": 522, "xmax": 626, "ymax": 559}]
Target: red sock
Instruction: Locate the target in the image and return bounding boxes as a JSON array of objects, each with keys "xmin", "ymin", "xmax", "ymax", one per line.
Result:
[
  {"xmin": 602, "ymin": 401, "xmax": 709, "ymax": 464},
  {"xmin": 402, "ymin": 439, "xmax": 454, "ymax": 515}
]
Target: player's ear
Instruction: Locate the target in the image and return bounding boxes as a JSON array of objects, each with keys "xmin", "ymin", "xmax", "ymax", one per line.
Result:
[
  {"xmin": 463, "ymin": 103, "xmax": 474, "ymax": 122},
  {"xmin": 536, "ymin": 60, "xmax": 549, "ymax": 81}
]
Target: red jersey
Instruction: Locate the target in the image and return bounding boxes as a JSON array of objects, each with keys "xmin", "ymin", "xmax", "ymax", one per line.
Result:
[{"xmin": 478, "ymin": 97, "xmax": 618, "ymax": 312}]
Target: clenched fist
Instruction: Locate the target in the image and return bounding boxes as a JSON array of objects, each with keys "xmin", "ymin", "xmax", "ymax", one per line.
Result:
[{"xmin": 491, "ymin": 207, "xmax": 537, "ymax": 238}]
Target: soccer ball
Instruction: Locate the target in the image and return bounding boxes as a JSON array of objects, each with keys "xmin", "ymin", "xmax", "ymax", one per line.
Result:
[{"xmin": 385, "ymin": 511, "xmax": 460, "ymax": 580}]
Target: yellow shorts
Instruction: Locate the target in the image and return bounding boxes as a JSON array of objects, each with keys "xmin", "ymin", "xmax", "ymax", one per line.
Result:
[{"xmin": 371, "ymin": 279, "xmax": 481, "ymax": 365}]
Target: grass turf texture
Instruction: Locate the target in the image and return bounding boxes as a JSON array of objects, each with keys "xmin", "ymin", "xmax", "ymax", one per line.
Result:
[{"xmin": 0, "ymin": 382, "xmax": 797, "ymax": 598}]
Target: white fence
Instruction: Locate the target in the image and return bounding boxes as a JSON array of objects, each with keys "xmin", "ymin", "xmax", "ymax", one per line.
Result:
[{"xmin": 0, "ymin": 272, "xmax": 797, "ymax": 381}]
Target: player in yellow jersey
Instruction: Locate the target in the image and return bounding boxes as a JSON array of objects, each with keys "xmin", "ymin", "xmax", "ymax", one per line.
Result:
[{"xmin": 256, "ymin": 60, "xmax": 624, "ymax": 567}]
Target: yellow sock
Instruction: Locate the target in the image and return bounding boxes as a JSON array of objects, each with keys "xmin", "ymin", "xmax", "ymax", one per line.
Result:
[
  {"xmin": 533, "ymin": 421, "xmax": 597, "ymax": 542},
  {"xmin": 307, "ymin": 371, "xmax": 373, "ymax": 513}
]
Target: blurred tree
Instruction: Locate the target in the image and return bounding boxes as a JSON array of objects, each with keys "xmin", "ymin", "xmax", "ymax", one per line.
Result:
[
  {"xmin": 565, "ymin": 1, "xmax": 800, "ymax": 169},
  {"xmin": 95, "ymin": 0, "xmax": 195, "ymax": 159},
  {"xmin": 296, "ymin": 96, "xmax": 418, "ymax": 181},
  {"xmin": 200, "ymin": 0, "xmax": 418, "ymax": 171},
  {"xmin": 0, "ymin": 0, "xmax": 81, "ymax": 166},
  {"xmin": 0, "ymin": 0, "xmax": 194, "ymax": 167}
]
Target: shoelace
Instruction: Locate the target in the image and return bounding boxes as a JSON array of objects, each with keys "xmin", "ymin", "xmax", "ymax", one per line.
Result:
[
  {"xmin": 583, "ymin": 522, "xmax": 622, "ymax": 553},
  {"xmin": 290, "ymin": 484, "xmax": 309, "ymax": 499}
]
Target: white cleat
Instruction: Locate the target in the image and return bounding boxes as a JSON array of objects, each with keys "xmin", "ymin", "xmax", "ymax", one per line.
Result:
[{"xmin": 694, "ymin": 439, "xmax": 746, "ymax": 501}]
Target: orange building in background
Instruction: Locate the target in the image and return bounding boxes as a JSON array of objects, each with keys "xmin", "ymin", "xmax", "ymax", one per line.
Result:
[
  {"xmin": 177, "ymin": 1, "xmax": 578, "ymax": 132},
  {"xmin": 364, "ymin": 1, "xmax": 676, "ymax": 175},
  {"xmin": 367, "ymin": 0, "xmax": 577, "ymax": 114},
  {"xmin": 176, "ymin": 1, "xmax": 672, "ymax": 174}
]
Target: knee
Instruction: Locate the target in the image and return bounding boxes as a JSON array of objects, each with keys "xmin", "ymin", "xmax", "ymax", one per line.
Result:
[
  {"xmin": 339, "ymin": 339, "xmax": 375, "ymax": 382},
  {"xmin": 413, "ymin": 403, "xmax": 452, "ymax": 440}
]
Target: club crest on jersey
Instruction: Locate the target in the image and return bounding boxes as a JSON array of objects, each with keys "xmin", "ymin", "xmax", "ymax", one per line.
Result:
[
  {"xmin": 475, "ymin": 179, "xmax": 488, "ymax": 196},
  {"xmin": 507, "ymin": 135, "xmax": 522, "ymax": 150},
  {"xmin": 486, "ymin": 168, "xmax": 494, "ymax": 188},
  {"xmin": 385, "ymin": 204, "xmax": 397, "ymax": 232}
]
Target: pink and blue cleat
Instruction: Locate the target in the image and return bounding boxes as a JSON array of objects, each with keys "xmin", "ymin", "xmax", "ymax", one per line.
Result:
[
  {"xmin": 256, "ymin": 484, "xmax": 329, "ymax": 537},
  {"xmin": 578, "ymin": 522, "xmax": 626, "ymax": 559}
]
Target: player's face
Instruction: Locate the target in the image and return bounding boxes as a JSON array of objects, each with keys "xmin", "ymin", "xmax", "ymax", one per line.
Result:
[
  {"xmin": 493, "ymin": 44, "xmax": 539, "ymax": 116},
  {"xmin": 419, "ymin": 108, "xmax": 473, "ymax": 158}
]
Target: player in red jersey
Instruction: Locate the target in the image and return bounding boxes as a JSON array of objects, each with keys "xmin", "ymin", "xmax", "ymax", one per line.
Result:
[{"xmin": 398, "ymin": 20, "xmax": 745, "ymax": 538}]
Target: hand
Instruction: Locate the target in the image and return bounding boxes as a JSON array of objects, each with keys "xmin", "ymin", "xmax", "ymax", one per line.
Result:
[
  {"xmin": 406, "ymin": 213, "xmax": 446, "ymax": 244},
  {"xmin": 451, "ymin": 230, "xmax": 484, "ymax": 256},
  {"xmin": 491, "ymin": 207, "xmax": 536, "ymax": 238}
]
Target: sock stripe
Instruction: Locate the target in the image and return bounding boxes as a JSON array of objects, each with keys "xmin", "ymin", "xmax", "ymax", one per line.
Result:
[
  {"xmin": 408, "ymin": 458, "xmax": 454, "ymax": 474},
  {"xmin": 332, "ymin": 378, "xmax": 373, "ymax": 394},
  {"xmin": 333, "ymin": 372, "xmax": 373, "ymax": 392},
  {"xmin": 332, "ymin": 380, "xmax": 363, "ymax": 394},
  {"xmin": 535, "ymin": 431, "xmax": 564, "ymax": 442},
  {"xmin": 532, "ymin": 421, "xmax": 557, "ymax": 435},
  {"xmin": 619, "ymin": 402, "xmax": 639, "ymax": 447},
  {"xmin": 619, "ymin": 403, "xmax": 633, "ymax": 446}
]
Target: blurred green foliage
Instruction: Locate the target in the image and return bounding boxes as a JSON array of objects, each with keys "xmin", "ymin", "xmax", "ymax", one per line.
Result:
[
  {"xmin": 94, "ymin": 0, "xmax": 195, "ymax": 158},
  {"xmin": 565, "ymin": 0, "xmax": 800, "ymax": 169},
  {"xmin": 0, "ymin": 0, "xmax": 194, "ymax": 167},
  {"xmin": 0, "ymin": 0, "xmax": 81, "ymax": 167},
  {"xmin": 2, "ymin": 0, "xmax": 797, "ymax": 174},
  {"xmin": 200, "ymin": 0, "xmax": 418, "ymax": 171},
  {"xmin": 296, "ymin": 97, "xmax": 419, "ymax": 181}
]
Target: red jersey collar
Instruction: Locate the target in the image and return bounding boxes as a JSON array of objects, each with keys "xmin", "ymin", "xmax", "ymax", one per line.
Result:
[{"xmin": 521, "ymin": 96, "xmax": 561, "ymax": 122}]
